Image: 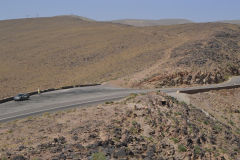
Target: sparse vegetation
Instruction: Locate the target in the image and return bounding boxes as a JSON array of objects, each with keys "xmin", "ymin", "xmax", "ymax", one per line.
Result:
[
  {"xmin": 204, "ymin": 120, "xmax": 209, "ymax": 125},
  {"xmin": 178, "ymin": 144, "xmax": 187, "ymax": 152},
  {"xmin": 213, "ymin": 124, "xmax": 222, "ymax": 133},
  {"xmin": 125, "ymin": 93, "xmax": 138, "ymax": 102},
  {"xmin": 105, "ymin": 101, "xmax": 114, "ymax": 105},
  {"xmin": 236, "ymin": 128, "xmax": 240, "ymax": 135},
  {"xmin": 171, "ymin": 137, "xmax": 180, "ymax": 144},
  {"xmin": 194, "ymin": 145, "xmax": 202, "ymax": 155},
  {"xmin": 174, "ymin": 112, "xmax": 182, "ymax": 116},
  {"xmin": 229, "ymin": 120, "xmax": 235, "ymax": 126},
  {"xmin": 91, "ymin": 152, "xmax": 106, "ymax": 160}
]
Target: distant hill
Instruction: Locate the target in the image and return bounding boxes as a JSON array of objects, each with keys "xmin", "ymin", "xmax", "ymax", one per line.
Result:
[
  {"xmin": 54, "ymin": 15, "xmax": 96, "ymax": 22},
  {"xmin": 218, "ymin": 20, "xmax": 240, "ymax": 25},
  {"xmin": 111, "ymin": 19, "xmax": 193, "ymax": 26}
]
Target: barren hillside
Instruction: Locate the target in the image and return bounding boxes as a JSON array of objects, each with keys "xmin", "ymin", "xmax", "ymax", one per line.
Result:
[
  {"xmin": 219, "ymin": 20, "xmax": 240, "ymax": 25},
  {"xmin": 111, "ymin": 18, "xmax": 192, "ymax": 26},
  {"xmin": 0, "ymin": 16, "xmax": 240, "ymax": 98}
]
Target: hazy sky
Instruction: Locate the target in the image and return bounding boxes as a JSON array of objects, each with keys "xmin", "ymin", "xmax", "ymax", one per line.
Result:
[{"xmin": 1, "ymin": 0, "xmax": 240, "ymax": 22}]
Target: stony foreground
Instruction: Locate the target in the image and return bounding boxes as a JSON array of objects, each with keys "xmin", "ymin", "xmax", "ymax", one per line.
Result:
[{"xmin": 0, "ymin": 92, "xmax": 239, "ymax": 160}]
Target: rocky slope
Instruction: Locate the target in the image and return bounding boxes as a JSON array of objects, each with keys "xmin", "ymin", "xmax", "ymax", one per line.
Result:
[
  {"xmin": 129, "ymin": 28, "xmax": 240, "ymax": 88},
  {"xmin": 0, "ymin": 92, "xmax": 239, "ymax": 159}
]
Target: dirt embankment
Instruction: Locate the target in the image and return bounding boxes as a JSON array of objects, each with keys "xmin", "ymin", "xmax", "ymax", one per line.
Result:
[{"xmin": 0, "ymin": 92, "xmax": 239, "ymax": 159}]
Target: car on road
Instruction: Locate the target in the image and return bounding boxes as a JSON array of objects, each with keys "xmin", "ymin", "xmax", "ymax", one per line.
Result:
[{"xmin": 14, "ymin": 93, "xmax": 30, "ymax": 101}]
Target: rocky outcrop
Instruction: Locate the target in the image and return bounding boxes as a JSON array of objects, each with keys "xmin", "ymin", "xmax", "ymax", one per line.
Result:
[{"xmin": 138, "ymin": 65, "xmax": 240, "ymax": 88}]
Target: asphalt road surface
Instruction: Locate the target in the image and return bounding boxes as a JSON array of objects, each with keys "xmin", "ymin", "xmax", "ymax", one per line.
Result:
[
  {"xmin": 0, "ymin": 76, "xmax": 240, "ymax": 122},
  {"xmin": 0, "ymin": 85, "xmax": 154, "ymax": 122}
]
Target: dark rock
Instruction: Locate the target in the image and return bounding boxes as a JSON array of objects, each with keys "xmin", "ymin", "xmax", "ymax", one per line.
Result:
[
  {"xmin": 103, "ymin": 146, "xmax": 115, "ymax": 156},
  {"xmin": 86, "ymin": 143, "xmax": 98, "ymax": 149},
  {"xmin": 196, "ymin": 138, "xmax": 201, "ymax": 145},
  {"xmin": 38, "ymin": 143, "xmax": 55, "ymax": 150},
  {"xmin": 232, "ymin": 136, "xmax": 240, "ymax": 148},
  {"xmin": 114, "ymin": 147, "xmax": 127, "ymax": 158},
  {"xmin": 182, "ymin": 127, "xmax": 188, "ymax": 135},
  {"xmin": 58, "ymin": 153, "xmax": 66, "ymax": 160},
  {"xmin": 50, "ymin": 146, "xmax": 62, "ymax": 153},
  {"xmin": 122, "ymin": 131, "xmax": 133, "ymax": 144},
  {"xmin": 6, "ymin": 152, "xmax": 11, "ymax": 157},
  {"xmin": 126, "ymin": 110, "xmax": 133, "ymax": 117},
  {"xmin": 133, "ymin": 145, "xmax": 144, "ymax": 154},
  {"xmin": 119, "ymin": 141, "xmax": 128, "ymax": 147},
  {"xmin": 65, "ymin": 147, "xmax": 73, "ymax": 153},
  {"xmin": 234, "ymin": 109, "xmax": 240, "ymax": 113},
  {"xmin": 158, "ymin": 117, "xmax": 162, "ymax": 123},
  {"xmin": 133, "ymin": 113, "xmax": 137, "ymax": 118},
  {"xmin": 114, "ymin": 127, "xmax": 122, "ymax": 139},
  {"xmin": 12, "ymin": 155, "xmax": 27, "ymax": 160},
  {"xmin": 147, "ymin": 108, "xmax": 151, "ymax": 114},
  {"xmin": 89, "ymin": 134, "xmax": 97, "ymax": 139},
  {"xmin": 221, "ymin": 156, "xmax": 226, "ymax": 160},
  {"xmin": 187, "ymin": 138, "xmax": 193, "ymax": 147},
  {"xmin": 200, "ymin": 134, "xmax": 207, "ymax": 143},
  {"xmin": 18, "ymin": 145, "xmax": 25, "ymax": 151},
  {"xmin": 72, "ymin": 135, "xmax": 78, "ymax": 141},
  {"xmin": 54, "ymin": 136, "xmax": 66, "ymax": 144},
  {"xmin": 224, "ymin": 130, "xmax": 232, "ymax": 140},
  {"xmin": 75, "ymin": 144, "xmax": 84, "ymax": 150},
  {"xmin": 30, "ymin": 149, "xmax": 41, "ymax": 155},
  {"xmin": 100, "ymin": 139, "xmax": 115, "ymax": 147},
  {"xmin": 149, "ymin": 130, "xmax": 155, "ymax": 135},
  {"xmin": 191, "ymin": 124, "xmax": 200, "ymax": 134},
  {"xmin": 210, "ymin": 135, "xmax": 216, "ymax": 145},
  {"xmin": 146, "ymin": 145, "xmax": 156, "ymax": 158}
]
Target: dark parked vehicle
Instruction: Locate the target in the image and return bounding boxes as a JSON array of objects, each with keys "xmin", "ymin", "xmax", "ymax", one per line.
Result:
[{"xmin": 14, "ymin": 93, "xmax": 30, "ymax": 101}]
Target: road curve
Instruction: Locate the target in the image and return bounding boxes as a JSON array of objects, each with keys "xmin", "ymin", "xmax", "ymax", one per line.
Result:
[
  {"xmin": 0, "ymin": 85, "xmax": 154, "ymax": 122},
  {"xmin": 0, "ymin": 76, "xmax": 240, "ymax": 122}
]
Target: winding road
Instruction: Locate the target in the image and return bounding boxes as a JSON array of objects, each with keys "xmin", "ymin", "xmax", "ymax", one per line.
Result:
[{"xmin": 0, "ymin": 76, "xmax": 240, "ymax": 122}]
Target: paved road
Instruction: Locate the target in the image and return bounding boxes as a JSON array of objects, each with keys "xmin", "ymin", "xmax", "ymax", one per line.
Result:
[
  {"xmin": 0, "ymin": 85, "xmax": 154, "ymax": 122},
  {"xmin": 0, "ymin": 76, "xmax": 240, "ymax": 122}
]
